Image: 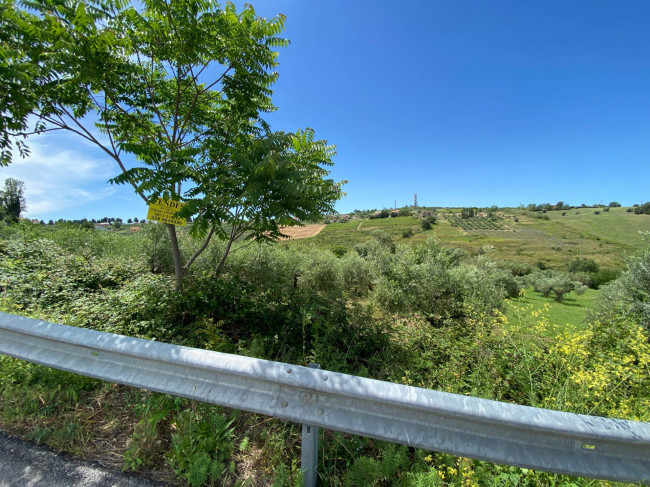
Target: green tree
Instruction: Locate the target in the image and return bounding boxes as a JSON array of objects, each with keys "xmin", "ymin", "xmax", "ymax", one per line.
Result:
[
  {"xmin": 568, "ymin": 258, "xmax": 599, "ymax": 274},
  {"xmin": 2, "ymin": 0, "xmax": 343, "ymax": 289},
  {"xmin": 591, "ymin": 232, "xmax": 650, "ymax": 331},
  {"xmin": 0, "ymin": 178, "xmax": 26, "ymax": 222}
]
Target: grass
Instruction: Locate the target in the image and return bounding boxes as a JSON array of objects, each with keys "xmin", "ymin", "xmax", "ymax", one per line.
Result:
[{"xmin": 505, "ymin": 287, "xmax": 601, "ymax": 336}]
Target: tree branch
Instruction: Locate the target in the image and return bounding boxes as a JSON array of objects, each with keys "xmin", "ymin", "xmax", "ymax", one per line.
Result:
[
  {"xmin": 56, "ymin": 106, "xmax": 148, "ymax": 203},
  {"xmin": 182, "ymin": 225, "xmax": 216, "ymax": 271}
]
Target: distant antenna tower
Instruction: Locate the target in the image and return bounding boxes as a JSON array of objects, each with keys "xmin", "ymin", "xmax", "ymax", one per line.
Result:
[
  {"xmin": 394, "ymin": 200, "xmax": 397, "ymax": 210},
  {"xmin": 414, "ymin": 193, "xmax": 418, "ymax": 207}
]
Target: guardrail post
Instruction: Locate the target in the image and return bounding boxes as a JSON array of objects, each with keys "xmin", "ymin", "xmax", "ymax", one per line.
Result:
[{"xmin": 301, "ymin": 363, "xmax": 320, "ymax": 487}]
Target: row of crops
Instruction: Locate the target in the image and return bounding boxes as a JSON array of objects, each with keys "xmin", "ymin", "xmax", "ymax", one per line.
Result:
[{"xmin": 445, "ymin": 215, "xmax": 505, "ymax": 230}]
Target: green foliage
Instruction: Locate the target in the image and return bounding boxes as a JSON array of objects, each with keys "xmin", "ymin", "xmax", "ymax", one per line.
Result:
[
  {"xmin": 368, "ymin": 238, "xmax": 506, "ymax": 323},
  {"xmin": 167, "ymin": 405, "xmax": 234, "ymax": 487},
  {"xmin": 498, "ymin": 260, "xmax": 534, "ymax": 277},
  {"xmin": 420, "ymin": 220, "xmax": 432, "ymax": 231},
  {"xmin": 528, "ymin": 270, "xmax": 584, "ymax": 302},
  {"xmin": 331, "ymin": 245, "xmax": 348, "ymax": 257},
  {"xmin": 142, "ymin": 223, "xmax": 174, "ymax": 273},
  {"xmin": 0, "ymin": 178, "xmax": 26, "ymax": 222},
  {"xmin": 568, "ymin": 258, "xmax": 599, "ymax": 274},
  {"xmin": 634, "ymin": 202, "xmax": 650, "ymax": 215},
  {"xmin": 590, "ymin": 232, "xmax": 650, "ymax": 331},
  {"xmin": 342, "ymin": 443, "xmax": 409, "ymax": 486},
  {"xmin": 4, "ymin": 0, "xmax": 343, "ymax": 288},
  {"xmin": 1, "ymin": 224, "xmax": 649, "ymax": 486}
]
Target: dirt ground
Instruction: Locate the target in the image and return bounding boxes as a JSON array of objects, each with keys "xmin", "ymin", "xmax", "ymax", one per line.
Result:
[{"xmin": 278, "ymin": 224, "xmax": 325, "ymax": 239}]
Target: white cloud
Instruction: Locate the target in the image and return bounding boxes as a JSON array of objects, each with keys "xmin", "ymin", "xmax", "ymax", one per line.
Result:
[{"xmin": 1, "ymin": 133, "xmax": 121, "ymax": 218}]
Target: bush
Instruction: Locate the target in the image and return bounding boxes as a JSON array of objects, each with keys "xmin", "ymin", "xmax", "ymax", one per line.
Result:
[
  {"xmin": 568, "ymin": 258, "xmax": 599, "ymax": 274},
  {"xmin": 590, "ymin": 233, "xmax": 650, "ymax": 331},
  {"xmin": 633, "ymin": 202, "xmax": 650, "ymax": 215},
  {"xmin": 402, "ymin": 229, "xmax": 413, "ymax": 239},
  {"xmin": 331, "ymin": 245, "xmax": 348, "ymax": 257},
  {"xmin": 370, "ymin": 239, "xmax": 506, "ymax": 323},
  {"xmin": 421, "ymin": 220, "xmax": 432, "ymax": 231},
  {"xmin": 592, "ymin": 268, "xmax": 620, "ymax": 288},
  {"xmin": 498, "ymin": 260, "xmax": 534, "ymax": 277}
]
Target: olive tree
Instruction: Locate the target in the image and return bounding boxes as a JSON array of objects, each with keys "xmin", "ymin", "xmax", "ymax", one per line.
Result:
[{"xmin": 1, "ymin": 0, "xmax": 343, "ymax": 289}]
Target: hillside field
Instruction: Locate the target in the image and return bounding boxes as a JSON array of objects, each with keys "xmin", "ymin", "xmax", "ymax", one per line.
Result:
[{"xmin": 292, "ymin": 207, "xmax": 650, "ymax": 270}]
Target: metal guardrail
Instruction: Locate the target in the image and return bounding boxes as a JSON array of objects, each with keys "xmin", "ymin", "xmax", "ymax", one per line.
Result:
[{"xmin": 0, "ymin": 312, "xmax": 648, "ymax": 485}]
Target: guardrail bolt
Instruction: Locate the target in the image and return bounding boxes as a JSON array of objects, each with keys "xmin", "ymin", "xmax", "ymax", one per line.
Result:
[{"xmin": 281, "ymin": 400, "xmax": 288, "ymax": 408}]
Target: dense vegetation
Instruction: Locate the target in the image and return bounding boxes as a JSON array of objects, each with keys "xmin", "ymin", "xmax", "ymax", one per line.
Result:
[
  {"xmin": 301, "ymin": 205, "xmax": 650, "ymax": 272},
  {"xmin": 0, "ymin": 220, "xmax": 648, "ymax": 486}
]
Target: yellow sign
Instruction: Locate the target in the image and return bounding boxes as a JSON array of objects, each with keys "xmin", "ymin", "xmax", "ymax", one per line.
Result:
[{"xmin": 146, "ymin": 199, "xmax": 187, "ymax": 226}]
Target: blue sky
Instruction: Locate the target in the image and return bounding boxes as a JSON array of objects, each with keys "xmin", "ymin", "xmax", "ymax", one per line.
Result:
[{"xmin": 4, "ymin": 0, "xmax": 650, "ymax": 221}]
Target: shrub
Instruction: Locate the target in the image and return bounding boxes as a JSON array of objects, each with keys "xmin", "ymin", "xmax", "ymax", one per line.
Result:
[
  {"xmin": 589, "ymin": 232, "xmax": 650, "ymax": 331},
  {"xmin": 498, "ymin": 260, "xmax": 534, "ymax": 277},
  {"xmin": 568, "ymin": 258, "xmax": 599, "ymax": 274},
  {"xmin": 331, "ymin": 245, "xmax": 348, "ymax": 257},
  {"xmin": 592, "ymin": 268, "xmax": 619, "ymax": 288},
  {"xmin": 402, "ymin": 229, "xmax": 413, "ymax": 239},
  {"xmin": 594, "ymin": 210, "xmax": 600, "ymax": 215},
  {"xmin": 421, "ymin": 220, "xmax": 432, "ymax": 231},
  {"xmin": 370, "ymin": 239, "xmax": 506, "ymax": 323},
  {"xmin": 634, "ymin": 202, "xmax": 650, "ymax": 215}
]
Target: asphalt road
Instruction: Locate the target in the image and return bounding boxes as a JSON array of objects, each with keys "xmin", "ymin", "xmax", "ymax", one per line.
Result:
[{"xmin": 0, "ymin": 431, "xmax": 168, "ymax": 487}]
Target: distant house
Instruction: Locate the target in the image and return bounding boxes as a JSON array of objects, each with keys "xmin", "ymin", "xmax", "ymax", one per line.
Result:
[
  {"xmin": 477, "ymin": 212, "xmax": 488, "ymax": 217},
  {"xmin": 94, "ymin": 223, "xmax": 109, "ymax": 231},
  {"xmin": 420, "ymin": 211, "xmax": 432, "ymax": 217},
  {"xmin": 337, "ymin": 214, "xmax": 350, "ymax": 222},
  {"xmin": 390, "ymin": 209, "xmax": 400, "ymax": 217},
  {"xmin": 129, "ymin": 226, "xmax": 142, "ymax": 232}
]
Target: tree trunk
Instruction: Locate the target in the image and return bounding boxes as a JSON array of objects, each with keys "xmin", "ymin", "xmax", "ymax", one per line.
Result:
[
  {"xmin": 213, "ymin": 236, "xmax": 235, "ymax": 278},
  {"xmin": 166, "ymin": 223, "xmax": 184, "ymax": 290}
]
